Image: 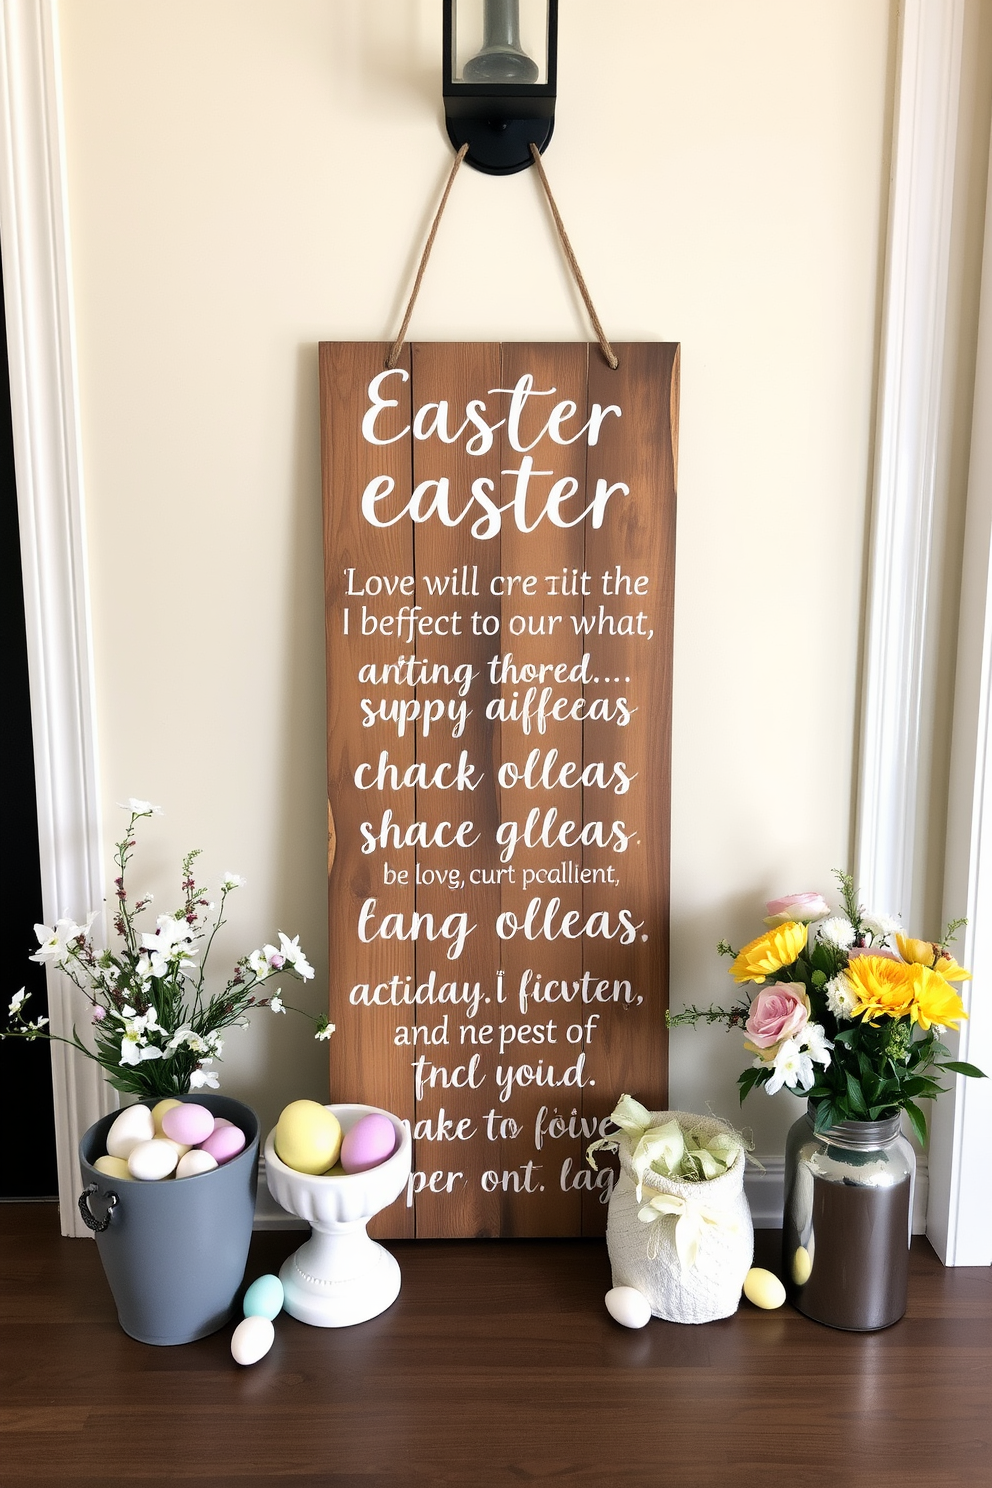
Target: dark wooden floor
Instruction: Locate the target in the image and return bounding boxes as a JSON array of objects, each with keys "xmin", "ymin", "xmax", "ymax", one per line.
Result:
[{"xmin": 1, "ymin": 1204, "xmax": 990, "ymax": 1487}]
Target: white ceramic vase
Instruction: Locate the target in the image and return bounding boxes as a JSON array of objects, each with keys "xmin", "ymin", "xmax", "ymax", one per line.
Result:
[{"xmin": 263, "ymin": 1103, "xmax": 412, "ymax": 1328}]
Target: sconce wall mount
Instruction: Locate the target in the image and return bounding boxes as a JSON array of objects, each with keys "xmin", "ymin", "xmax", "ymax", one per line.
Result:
[{"xmin": 443, "ymin": 0, "xmax": 558, "ymax": 176}]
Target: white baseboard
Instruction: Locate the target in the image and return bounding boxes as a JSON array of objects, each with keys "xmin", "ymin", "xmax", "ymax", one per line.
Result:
[
  {"xmin": 745, "ymin": 1154, "xmax": 928, "ymax": 1235},
  {"xmin": 252, "ymin": 1155, "xmax": 307, "ymax": 1231},
  {"xmin": 252, "ymin": 1154, "xmax": 930, "ymax": 1235}
]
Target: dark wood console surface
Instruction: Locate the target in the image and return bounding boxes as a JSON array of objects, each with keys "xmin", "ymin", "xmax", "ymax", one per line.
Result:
[{"xmin": 2, "ymin": 1205, "xmax": 989, "ymax": 1486}]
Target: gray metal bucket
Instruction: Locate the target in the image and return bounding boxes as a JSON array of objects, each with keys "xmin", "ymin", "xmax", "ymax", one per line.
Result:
[{"xmin": 78, "ymin": 1094, "xmax": 259, "ymax": 1345}]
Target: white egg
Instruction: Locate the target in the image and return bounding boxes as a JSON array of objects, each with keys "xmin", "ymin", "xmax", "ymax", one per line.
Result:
[
  {"xmin": 106, "ymin": 1105, "xmax": 155, "ymax": 1159},
  {"xmin": 175, "ymin": 1150, "xmax": 219, "ymax": 1179},
  {"xmin": 231, "ymin": 1315, "xmax": 275, "ymax": 1366},
  {"xmin": 127, "ymin": 1138, "xmax": 179, "ymax": 1181},
  {"xmin": 605, "ymin": 1286, "xmax": 652, "ymax": 1329}
]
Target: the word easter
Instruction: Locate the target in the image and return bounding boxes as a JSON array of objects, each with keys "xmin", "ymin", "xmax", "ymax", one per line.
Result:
[
  {"xmin": 362, "ymin": 371, "xmax": 621, "ymax": 453},
  {"xmin": 360, "ymin": 372, "xmax": 629, "ymax": 539}
]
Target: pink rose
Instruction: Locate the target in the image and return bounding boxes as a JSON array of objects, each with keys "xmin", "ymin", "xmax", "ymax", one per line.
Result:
[
  {"xmin": 744, "ymin": 983, "xmax": 810, "ymax": 1049},
  {"xmin": 847, "ymin": 945, "xmax": 899, "ymax": 962},
  {"xmin": 764, "ymin": 892, "xmax": 830, "ymax": 926}
]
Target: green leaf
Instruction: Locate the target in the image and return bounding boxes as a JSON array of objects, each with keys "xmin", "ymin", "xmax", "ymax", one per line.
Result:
[
  {"xmin": 940, "ymin": 1061, "xmax": 987, "ymax": 1079},
  {"xmin": 845, "ymin": 1072, "xmax": 869, "ymax": 1117},
  {"xmin": 811, "ymin": 969, "xmax": 827, "ymax": 987},
  {"xmin": 904, "ymin": 1100, "xmax": 928, "ymax": 1147}
]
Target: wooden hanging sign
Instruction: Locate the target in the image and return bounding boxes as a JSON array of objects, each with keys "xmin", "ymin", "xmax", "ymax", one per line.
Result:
[{"xmin": 321, "ymin": 342, "xmax": 677, "ymax": 1238}]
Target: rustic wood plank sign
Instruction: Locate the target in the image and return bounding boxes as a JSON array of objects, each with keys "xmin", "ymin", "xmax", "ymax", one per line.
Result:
[{"xmin": 321, "ymin": 342, "xmax": 677, "ymax": 1238}]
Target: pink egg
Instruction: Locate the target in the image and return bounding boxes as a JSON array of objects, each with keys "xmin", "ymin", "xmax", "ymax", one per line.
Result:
[
  {"xmin": 212, "ymin": 1118, "xmax": 234, "ymax": 1130},
  {"xmin": 340, "ymin": 1113, "xmax": 397, "ymax": 1173},
  {"xmin": 199, "ymin": 1124, "xmax": 246, "ymax": 1164},
  {"xmin": 161, "ymin": 1102, "xmax": 215, "ymax": 1146}
]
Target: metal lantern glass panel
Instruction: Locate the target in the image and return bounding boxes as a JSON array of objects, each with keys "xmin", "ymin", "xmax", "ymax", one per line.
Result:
[{"xmin": 444, "ymin": 0, "xmax": 557, "ymax": 175}]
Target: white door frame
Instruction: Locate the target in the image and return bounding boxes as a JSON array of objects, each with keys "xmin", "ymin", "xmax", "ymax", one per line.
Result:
[
  {"xmin": 0, "ymin": 0, "xmax": 112, "ymax": 1237},
  {"xmin": 1, "ymin": 0, "xmax": 988, "ymax": 1251},
  {"xmin": 855, "ymin": 0, "xmax": 991, "ymax": 1265}
]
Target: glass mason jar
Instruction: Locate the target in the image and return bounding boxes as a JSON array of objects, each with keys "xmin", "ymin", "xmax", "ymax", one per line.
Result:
[{"xmin": 782, "ymin": 1104, "xmax": 915, "ymax": 1331}]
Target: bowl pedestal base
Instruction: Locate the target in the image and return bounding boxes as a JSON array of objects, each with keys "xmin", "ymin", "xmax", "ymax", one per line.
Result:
[{"xmin": 279, "ymin": 1222, "xmax": 401, "ymax": 1328}]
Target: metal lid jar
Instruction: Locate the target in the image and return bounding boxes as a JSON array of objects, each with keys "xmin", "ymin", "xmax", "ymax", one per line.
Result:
[{"xmin": 782, "ymin": 1104, "xmax": 915, "ymax": 1331}]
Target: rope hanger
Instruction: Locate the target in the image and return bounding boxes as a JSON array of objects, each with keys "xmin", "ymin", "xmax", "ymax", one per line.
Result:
[{"xmin": 386, "ymin": 142, "xmax": 618, "ymax": 372}]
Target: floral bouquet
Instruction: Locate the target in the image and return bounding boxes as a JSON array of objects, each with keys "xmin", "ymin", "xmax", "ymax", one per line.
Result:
[
  {"xmin": 2, "ymin": 800, "xmax": 332, "ymax": 1097},
  {"xmin": 667, "ymin": 872, "xmax": 984, "ymax": 1142}
]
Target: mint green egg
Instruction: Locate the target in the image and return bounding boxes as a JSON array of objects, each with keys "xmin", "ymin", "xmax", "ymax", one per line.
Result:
[{"xmin": 243, "ymin": 1273, "xmax": 284, "ymax": 1320}]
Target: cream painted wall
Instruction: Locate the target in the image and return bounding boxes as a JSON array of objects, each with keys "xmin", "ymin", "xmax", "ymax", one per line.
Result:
[{"xmin": 56, "ymin": 0, "xmax": 893, "ymax": 1154}]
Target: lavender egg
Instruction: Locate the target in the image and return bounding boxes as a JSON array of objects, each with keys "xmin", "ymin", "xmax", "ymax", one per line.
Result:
[
  {"xmin": 200, "ymin": 1124, "xmax": 246, "ymax": 1164},
  {"xmin": 162, "ymin": 1103, "xmax": 215, "ymax": 1147},
  {"xmin": 339, "ymin": 1113, "xmax": 397, "ymax": 1174}
]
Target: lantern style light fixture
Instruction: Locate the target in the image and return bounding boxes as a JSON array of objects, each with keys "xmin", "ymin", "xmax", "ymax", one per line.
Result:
[{"xmin": 443, "ymin": 0, "xmax": 558, "ymax": 175}]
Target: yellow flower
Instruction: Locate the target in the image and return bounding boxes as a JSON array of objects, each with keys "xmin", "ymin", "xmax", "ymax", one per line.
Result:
[
  {"xmin": 896, "ymin": 934, "xmax": 938, "ymax": 968},
  {"xmin": 934, "ymin": 954, "xmax": 972, "ymax": 982},
  {"xmin": 913, "ymin": 971, "xmax": 968, "ymax": 1031},
  {"xmin": 845, "ymin": 955, "xmax": 967, "ymax": 1030},
  {"xmin": 730, "ymin": 922, "xmax": 807, "ymax": 984},
  {"xmin": 895, "ymin": 933, "xmax": 972, "ymax": 980}
]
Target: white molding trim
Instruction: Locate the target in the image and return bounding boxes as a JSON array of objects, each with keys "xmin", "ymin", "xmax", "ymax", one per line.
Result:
[
  {"xmin": 855, "ymin": 0, "xmax": 965, "ymax": 926},
  {"xmin": 927, "ymin": 114, "xmax": 992, "ymax": 1266},
  {"xmin": 0, "ymin": 0, "xmax": 111, "ymax": 1237},
  {"xmin": 253, "ymin": 1156, "xmax": 307, "ymax": 1231}
]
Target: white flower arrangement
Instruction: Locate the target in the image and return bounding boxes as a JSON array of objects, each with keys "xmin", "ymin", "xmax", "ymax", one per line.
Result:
[{"xmin": 2, "ymin": 801, "xmax": 333, "ymax": 1097}]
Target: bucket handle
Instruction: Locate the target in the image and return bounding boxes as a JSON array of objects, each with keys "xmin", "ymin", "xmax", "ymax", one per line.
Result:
[{"xmin": 78, "ymin": 1183, "xmax": 118, "ymax": 1233}]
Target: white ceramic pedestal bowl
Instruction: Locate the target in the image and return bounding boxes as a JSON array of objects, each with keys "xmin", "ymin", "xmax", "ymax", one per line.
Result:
[{"xmin": 263, "ymin": 1103, "xmax": 411, "ymax": 1328}]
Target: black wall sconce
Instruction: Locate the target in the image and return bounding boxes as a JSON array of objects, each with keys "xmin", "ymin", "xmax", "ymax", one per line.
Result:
[{"xmin": 443, "ymin": 0, "xmax": 558, "ymax": 175}]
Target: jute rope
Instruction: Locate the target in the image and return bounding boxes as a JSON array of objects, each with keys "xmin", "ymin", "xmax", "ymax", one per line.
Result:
[{"xmin": 386, "ymin": 142, "xmax": 618, "ymax": 371}]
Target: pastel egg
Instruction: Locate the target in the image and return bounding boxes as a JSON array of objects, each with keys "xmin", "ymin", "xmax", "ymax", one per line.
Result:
[
  {"xmin": 340, "ymin": 1113, "xmax": 397, "ymax": 1174},
  {"xmin": 127, "ymin": 1139, "xmax": 179, "ymax": 1181},
  {"xmin": 175, "ymin": 1150, "xmax": 219, "ymax": 1179},
  {"xmin": 93, "ymin": 1155, "xmax": 132, "ymax": 1181},
  {"xmin": 743, "ymin": 1267, "xmax": 787, "ymax": 1310},
  {"xmin": 243, "ymin": 1274, "xmax": 284, "ymax": 1320},
  {"xmin": 162, "ymin": 1102, "xmax": 215, "ymax": 1146},
  {"xmin": 605, "ymin": 1286, "xmax": 652, "ymax": 1329},
  {"xmin": 274, "ymin": 1101, "xmax": 342, "ymax": 1175},
  {"xmin": 792, "ymin": 1246, "xmax": 813, "ymax": 1286},
  {"xmin": 151, "ymin": 1098, "xmax": 183, "ymax": 1135},
  {"xmin": 106, "ymin": 1104, "xmax": 155, "ymax": 1159},
  {"xmin": 212, "ymin": 1118, "xmax": 235, "ymax": 1130},
  {"xmin": 159, "ymin": 1137, "xmax": 192, "ymax": 1161},
  {"xmin": 200, "ymin": 1124, "xmax": 246, "ymax": 1164},
  {"xmin": 231, "ymin": 1315, "xmax": 274, "ymax": 1366}
]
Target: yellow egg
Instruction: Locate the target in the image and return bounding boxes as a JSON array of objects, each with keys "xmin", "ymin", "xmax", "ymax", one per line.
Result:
[
  {"xmin": 94, "ymin": 1154, "xmax": 132, "ymax": 1181},
  {"xmin": 274, "ymin": 1100, "xmax": 343, "ymax": 1174},
  {"xmin": 151, "ymin": 1098, "xmax": 184, "ymax": 1135},
  {"xmin": 159, "ymin": 1136, "xmax": 192, "ymax": 1160},
  {"xmin": 792, "ymin": 1246, "xmax": 813, "ymax": 1286},
  {"xmin": 743, "ymin": 1267, "xmax": 786, "ymax": 1310}
]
